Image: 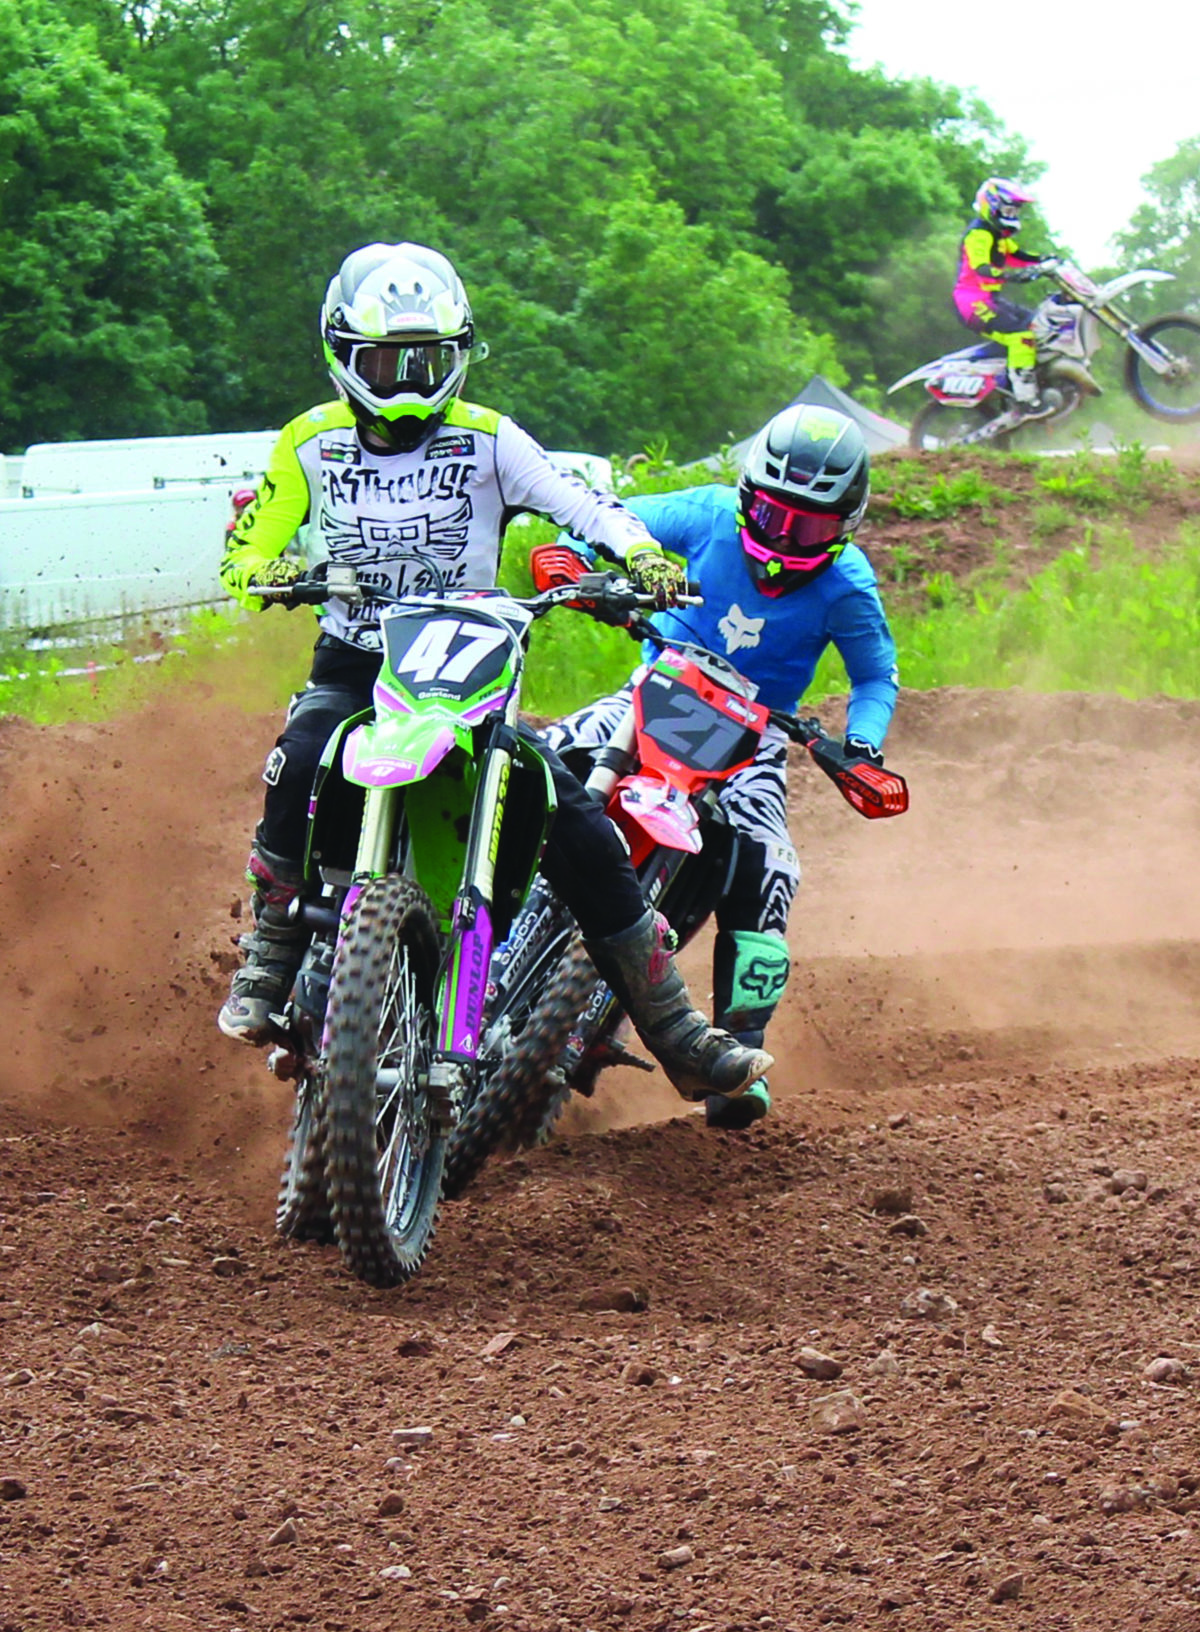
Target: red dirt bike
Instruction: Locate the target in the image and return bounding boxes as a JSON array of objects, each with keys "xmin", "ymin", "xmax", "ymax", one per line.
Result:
[{"xmin": 441, "ymin": 546, "xmax": 909, "ymax": 1197}]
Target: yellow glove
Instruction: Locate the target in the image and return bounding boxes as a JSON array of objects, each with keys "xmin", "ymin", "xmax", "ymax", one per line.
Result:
[
  {"xmin": 626, "ymin": 544, "xmax": 686, "ymax": 608},
  {"xmin": 247, "ymin": 557, "xmax": 304, "ymax": 610}
]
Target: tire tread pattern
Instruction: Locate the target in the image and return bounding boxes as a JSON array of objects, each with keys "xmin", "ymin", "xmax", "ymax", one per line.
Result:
[
  {"xmin": 275, "ymin": 1077, "xmax": 333, "ymax": 1243},
  {"xmin": 325, "ymin": 876, "xmax": 443, "ymax": 1288},
  {"xmin": 442, "ymin": 938, "xmax": 599, "ymax": 1199}
]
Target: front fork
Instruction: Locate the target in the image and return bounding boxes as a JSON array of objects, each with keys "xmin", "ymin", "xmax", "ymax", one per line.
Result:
[
  {"xmin": 1096, "ymin": 303, "xmax": 1180, "ymax": 376},
  {"xmin": 345, "ymin": 713, "xmax": 519, "ymax": 1127}
]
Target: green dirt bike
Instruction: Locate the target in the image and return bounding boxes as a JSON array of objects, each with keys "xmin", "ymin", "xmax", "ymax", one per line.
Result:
[{"xmin": 252, "ymin": 560, "xmax": 662, "ymax": 1288}]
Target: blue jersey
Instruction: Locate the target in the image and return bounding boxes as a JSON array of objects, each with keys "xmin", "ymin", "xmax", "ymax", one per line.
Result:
[{"xmin": 595, "ymin": 485, "xmax": 898, "ymax": 748}]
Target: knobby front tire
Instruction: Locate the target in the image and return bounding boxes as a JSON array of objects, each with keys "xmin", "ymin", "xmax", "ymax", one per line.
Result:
[
  {"xmin": 441, "ymin": 936, "xmax": 599, "ymax": 1200},
  {"xmin": 324, "ymin": 876, "xmax": 444, "ymax": 1288},
  {"xmin": 1124, "ymin": 315, "xmax": 1200, "ymax": 422},
  {"xmin": 275, "ymin": 1066, "xmax": 333, "ymax": 1243}
]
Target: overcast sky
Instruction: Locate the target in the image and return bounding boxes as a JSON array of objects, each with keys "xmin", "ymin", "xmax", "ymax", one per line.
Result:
[{"xmin": 846, "ymin": 1, "xmax": 1200, "ymax": 268}]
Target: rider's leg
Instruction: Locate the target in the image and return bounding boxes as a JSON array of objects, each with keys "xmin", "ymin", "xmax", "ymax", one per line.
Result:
[
  {"xmin": 706, "ymin": 732, "xmax": 799, "ymax": 1129},
  {"xmin": 977, "ymin": 298, "xmax": 1042, "ymax": 412},
  {"xmin": 529, "ymin": 729, "xmax": 772, "ymax": 1101},
  {"xmin": 540, "ymin": 688, "xmax": 632, "ymax": 774},
  {"xmin": 219, "ymin": 640, "xmax": 378, "ymax": 1044}
]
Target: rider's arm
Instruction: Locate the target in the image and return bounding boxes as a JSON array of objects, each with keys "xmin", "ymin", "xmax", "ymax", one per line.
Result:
[
  {"xmin": 495, "ymin": 418, "xmax": 657, "ymax": 562},
  {"xmin": 555, "ymin": 490, "xmax": 698, "ymax": 567},
  {"xmin": 962, "ymin": 226, "xmax": 1003, "ymax": 276},
  {"xmin": 826, "ymin": 584, "xmax": 899, "ymax": 751},
  {"xmin": 219, "ymin": 420, "xmax": 313, "ymax": 608}
]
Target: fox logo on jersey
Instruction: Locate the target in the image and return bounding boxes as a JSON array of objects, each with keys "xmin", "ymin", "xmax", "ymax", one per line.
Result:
[{"xmin": 718, "ymin": 603, "xmax": 766, "ymax": 655}]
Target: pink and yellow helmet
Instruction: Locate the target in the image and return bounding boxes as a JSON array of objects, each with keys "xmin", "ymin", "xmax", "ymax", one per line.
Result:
[{"xmin": 974, "ymin": 177, "xmax": 1036, "ymax": 235}]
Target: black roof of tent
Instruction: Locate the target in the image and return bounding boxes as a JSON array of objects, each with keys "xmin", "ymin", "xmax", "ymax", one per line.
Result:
[{"xmin": 728, "ymin": 375, "xmax": 909, "ymax": 462}]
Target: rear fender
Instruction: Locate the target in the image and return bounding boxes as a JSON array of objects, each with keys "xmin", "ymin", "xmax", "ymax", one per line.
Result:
[{"xmin": 889, "ymin": 362, "xmax": 941, "ymax": 393}]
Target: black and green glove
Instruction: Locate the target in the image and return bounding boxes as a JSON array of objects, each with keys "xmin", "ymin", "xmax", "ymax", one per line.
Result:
[{"xmin": 626, "ymin": 544, "xmax": 686, "ymax": 608}]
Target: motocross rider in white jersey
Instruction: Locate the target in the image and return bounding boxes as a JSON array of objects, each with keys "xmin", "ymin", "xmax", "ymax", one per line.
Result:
[{"xmin": 217, "ymin": 241, "xmax": 770, "ymax": 1107}]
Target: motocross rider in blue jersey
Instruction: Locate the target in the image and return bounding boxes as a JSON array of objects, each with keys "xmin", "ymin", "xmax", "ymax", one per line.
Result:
[{"xmin": 550, "ymin": 404, "xmax": 898, "ymax": 1129}]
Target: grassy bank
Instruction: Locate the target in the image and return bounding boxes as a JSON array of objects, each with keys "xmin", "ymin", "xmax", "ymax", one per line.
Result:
[{"xmin": 812, "ymin": 520, "xmax": 1200, "ymax": 703}]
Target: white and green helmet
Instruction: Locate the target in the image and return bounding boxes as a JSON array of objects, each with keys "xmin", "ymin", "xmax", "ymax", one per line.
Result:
[{"xmin": 321, "ymin": 242, "xmax": 477, "ymax": 448}]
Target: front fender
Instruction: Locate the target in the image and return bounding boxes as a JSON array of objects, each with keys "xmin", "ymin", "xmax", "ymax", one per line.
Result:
[
  {"xmin": 616, "ymin": 775, "xmax": 702, "ymax": 854},
  {"xmin": 342, "ymin": 710, "xmax": 473, "ymax": 787},
  {"xmin": 1096, "ymin": 269, "xmax": 1174, "ymax": 303}
]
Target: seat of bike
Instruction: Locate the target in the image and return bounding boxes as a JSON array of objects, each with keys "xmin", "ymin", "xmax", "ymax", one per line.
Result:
[{"xmin": 939, "ymin": 341, "xmax": 1007, "ymax": 363}]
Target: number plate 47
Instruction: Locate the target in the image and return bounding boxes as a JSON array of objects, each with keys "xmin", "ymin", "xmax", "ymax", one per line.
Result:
[{"xmin": 382, "ymin": 611, "xmax": 516, "ymax": 703}]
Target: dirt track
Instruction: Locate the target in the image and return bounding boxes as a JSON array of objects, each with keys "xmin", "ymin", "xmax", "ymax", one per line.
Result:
[{"xmin": 4, "ymin": 685, "xmax": 1200, "ymax": 1630}]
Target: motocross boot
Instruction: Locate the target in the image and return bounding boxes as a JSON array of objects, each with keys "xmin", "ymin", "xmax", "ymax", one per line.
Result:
[
  {"xmin": 583, "ymin": 910, "xmax": 772, "ymax": 1102},
  {"xmin": 1008, "ymin": 366, "xmax": 1053, "ymax": 421},
  {"xmin": 218, "ymin": 842, "xmax": 310, "ymax": 1046},
  {"xmin": 704, "ymin": 929, "xmax": 789, "ymax": 1131}
]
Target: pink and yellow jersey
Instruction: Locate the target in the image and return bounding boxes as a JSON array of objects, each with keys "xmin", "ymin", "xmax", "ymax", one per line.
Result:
[{"xmin": 953, "ymin": 217, "xmax": 1039, "ymax": 320}]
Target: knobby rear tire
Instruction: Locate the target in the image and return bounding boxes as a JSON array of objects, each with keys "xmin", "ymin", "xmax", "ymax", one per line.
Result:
[
  {"xmin": 275, "ymin": 1067, "xmax": 333, "ymax": 1243},
  {"xmin": 909, "ymin": 399, "xmax": 998, "ymax": 450},
  {"xmin": 441, "ymin": 937, "xmax": 600, "ymax": 1200},
  {"xmin": 324, "ymin": 876, "xmax": 444, "ymax": 1288}
]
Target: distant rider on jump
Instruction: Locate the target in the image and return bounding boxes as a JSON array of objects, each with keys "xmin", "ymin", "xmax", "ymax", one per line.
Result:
[
  {"xmin": 954, "ymin": 178, "xmax": 1054, "ymax": 422},
  {"xmin": 549, "ymin": 404, "xmax": 898, "ymax": 1131}
]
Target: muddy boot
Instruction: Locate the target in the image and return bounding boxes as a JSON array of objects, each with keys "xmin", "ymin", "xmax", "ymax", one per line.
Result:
[
  {"xmin": 706, "ymin": 1079, "xmax": 772, "ymax": 1130},
  {"xmin": 704, "ymin": 928, "xmax": 788, "ymax": 1130},
  {"xmin": 583, "ymin": 911, "xmax": 772, "ymax": 1102},
  {"xmin": 218, "ymin": 844, "xmax": 310, "ymax": 1045},
  {"xmin": 1008, "ymin": 366, "xmax": 1053, "ymax": 421}
]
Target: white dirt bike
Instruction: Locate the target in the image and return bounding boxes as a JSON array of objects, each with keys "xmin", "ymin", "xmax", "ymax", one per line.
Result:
[{"xmin": 889, "ymin": 259, "xmax": 1200, "ymax": 449}]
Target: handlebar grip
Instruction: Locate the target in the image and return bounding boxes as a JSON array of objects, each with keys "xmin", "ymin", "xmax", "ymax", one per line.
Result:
[{"xmin": 249, "ymin": 579, "xmax": 338, "ymax": 606}]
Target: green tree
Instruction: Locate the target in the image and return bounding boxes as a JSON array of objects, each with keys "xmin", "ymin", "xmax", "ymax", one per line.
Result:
[
  {"xmin": 477, "ymin": 191, "xmax": 843, "ymax": 456},
  {"xmin": 0, "ymin": 0, "xmax": 231, "ymax": 447},
  {"xmin": 1117, "ymin": 135, "xmax": 1200, "ymax": 309}
]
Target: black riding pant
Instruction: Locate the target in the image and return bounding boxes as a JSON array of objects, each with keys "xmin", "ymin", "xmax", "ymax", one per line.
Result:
[{"xmin": 255, "ymin": 636, "xmax": 645, "ymax": 939}]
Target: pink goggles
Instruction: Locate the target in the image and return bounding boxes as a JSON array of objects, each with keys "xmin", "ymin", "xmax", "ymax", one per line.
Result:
[{"xmin": 741, "ymin": 491, "xmax": 842, "ymax": 565}]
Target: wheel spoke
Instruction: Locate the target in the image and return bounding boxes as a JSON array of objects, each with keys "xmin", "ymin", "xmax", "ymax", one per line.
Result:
[
  {"xmin": 1128, "ymin": 319, "xmax": 1200, "ymax": 422},
  {"xmin": 373, "ymin": 942, "xmax": 434, "ymax": 1238}
]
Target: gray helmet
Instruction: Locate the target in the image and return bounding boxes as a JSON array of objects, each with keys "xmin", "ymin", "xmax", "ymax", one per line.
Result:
[
  {"xmin": 737, "ymin": 404, "xmax": 869, "ymax": 595},
  {"xmin": 321, "ymin": 242, "xmax": 477, "ymax": 450}
]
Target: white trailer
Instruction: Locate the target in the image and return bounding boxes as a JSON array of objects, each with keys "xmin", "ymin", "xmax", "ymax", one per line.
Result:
[{"xmin": 0, "ymin": 431, "xmax": 278, "ymax": 632}]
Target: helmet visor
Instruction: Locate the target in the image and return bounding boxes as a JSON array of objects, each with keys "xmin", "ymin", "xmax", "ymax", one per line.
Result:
[
  {"xmin": 335, "ymin": 338, "xmax": 464, "ymax": 400},
  {"xmin": 743, "ymin": 491, "xmax": 843, "ymax": 564}
]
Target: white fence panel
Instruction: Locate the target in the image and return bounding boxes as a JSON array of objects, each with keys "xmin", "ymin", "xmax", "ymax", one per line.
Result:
[
  {"xmin": 0, "ymin": 433, "xmax": 613, "ymax": 635},
  {"xmin": 17, "ymin": 432, "xmax": 278, "ymax": 495}
]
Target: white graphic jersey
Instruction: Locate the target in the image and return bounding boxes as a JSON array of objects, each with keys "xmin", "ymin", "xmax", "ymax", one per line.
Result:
[{"xmin": 222, "ymin": 398, "xmax": 654, "ymax": 650}]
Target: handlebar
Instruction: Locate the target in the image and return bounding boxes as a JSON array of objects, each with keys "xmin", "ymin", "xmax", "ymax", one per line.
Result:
[
  {"xmin": 248, "ymin": 562, "xmax": 698, "ymax": 626},
  {"xmin": 769, "ymin": 712, "xmax": 909, "ymax": 820}
]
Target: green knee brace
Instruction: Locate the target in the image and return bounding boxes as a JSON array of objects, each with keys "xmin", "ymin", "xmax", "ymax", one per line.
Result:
[{"xmin": 713, "ymin": 928, "xmax": 790, "ymax": 1038}]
